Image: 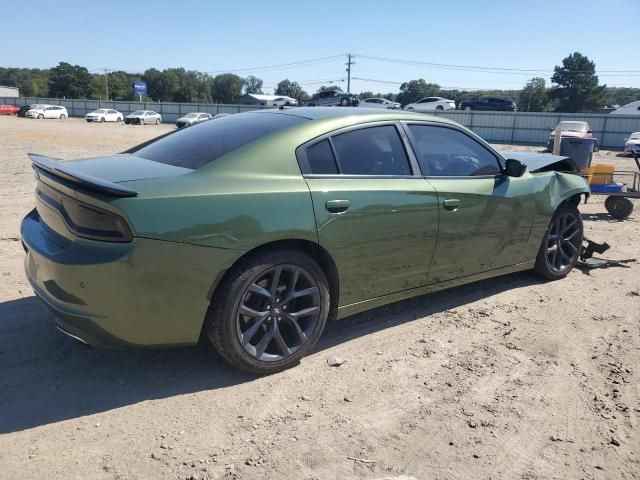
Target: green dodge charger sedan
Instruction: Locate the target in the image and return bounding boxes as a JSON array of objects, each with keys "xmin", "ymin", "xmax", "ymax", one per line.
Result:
[{"xmin": 21, "ymin": 108, "xmax": 590, "ymax": 373}]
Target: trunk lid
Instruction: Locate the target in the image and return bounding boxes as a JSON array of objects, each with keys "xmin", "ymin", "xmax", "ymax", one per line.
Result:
[{"xmin": 29, "ymin": 153, "xmax": 192, "ymax": 198}]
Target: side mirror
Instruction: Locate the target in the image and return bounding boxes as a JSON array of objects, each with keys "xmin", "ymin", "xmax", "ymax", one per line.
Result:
[
  {"xmin": 587, "ymin": 129, "xmax": 593, "ymax": 134},
  {"xmin": 504, "ymin": 158, "xmax": 527, "ymax": 177},
  {"xmin": 624, "ymin": 137, "xmax": 629, "ymax": 142}
]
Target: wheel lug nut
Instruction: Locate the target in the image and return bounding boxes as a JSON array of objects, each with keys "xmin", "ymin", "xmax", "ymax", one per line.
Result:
[{"xmin": 276, "ymin": 298, "xmax": 280, "ymax": 302}]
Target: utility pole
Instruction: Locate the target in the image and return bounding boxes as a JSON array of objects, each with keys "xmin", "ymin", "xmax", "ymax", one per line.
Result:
[
  {"xmin": 104, "ymin": 68, "xmax": 109, "ymax": 101},
  {"xmin": 345, "ymin": 54, "xmax": 355, "ymax": 94}
]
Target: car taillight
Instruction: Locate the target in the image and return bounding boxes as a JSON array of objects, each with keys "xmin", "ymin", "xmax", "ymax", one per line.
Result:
[{"xmin": 37, "ymin": 184, "xmax": 133, "ymax": 242}]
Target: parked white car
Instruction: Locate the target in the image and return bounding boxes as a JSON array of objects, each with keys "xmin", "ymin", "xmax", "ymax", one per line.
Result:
[
  {"xmin": 272, "ymin": 96, "xmax": 298, "ymax": 107},
  {"xmin": 360, "ymin": 98, "xmax": 401, "ymax": 109},
  {"xmin": 404, "ymin": 97, "xmax": 456, "ymax": 112},
  {"xmin": 26, "ymin": 105, "xmax": 68, "ymax": 119},
  {"xmin": 610, "ymin": 101, "xmax": 640, "ymax": 115},
  {"xmin": 124, "ymin": 110, "xmax": 162, "ymax": 125},
  {"xmin": 624, "ymin": 132, "xmax": 640, "ymax": 156},
  {"xmin": 85, "ymin": 109, "xmax": 124, "ymax": 123},
  {"xmin": 175, "ymin": 112, "xmax": 212, "ymax": 128}
]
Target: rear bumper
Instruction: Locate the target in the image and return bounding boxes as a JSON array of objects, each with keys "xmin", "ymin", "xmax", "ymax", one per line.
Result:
[{"xmin": 21, "ymin": 209, "xmax": 241, "ymax": 347}]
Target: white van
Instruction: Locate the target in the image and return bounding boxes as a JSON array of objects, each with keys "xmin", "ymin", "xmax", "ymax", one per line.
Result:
[{"xmin": 610, "ymin": 101, "xmax": 640, "ymax": 115}]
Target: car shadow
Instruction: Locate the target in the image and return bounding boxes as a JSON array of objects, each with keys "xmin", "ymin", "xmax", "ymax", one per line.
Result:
[
  {"xmin": 317, "ymin": 271, "xmax": 539, "ymax": 350},
  {"xmin": 0, "ymin": 271, "xmax": 540, "ymax": 434}
]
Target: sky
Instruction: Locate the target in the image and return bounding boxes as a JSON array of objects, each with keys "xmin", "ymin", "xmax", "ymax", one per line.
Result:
[{"xmin": 5, "ymin": 0, "xmax": 639, "ymax": 94}]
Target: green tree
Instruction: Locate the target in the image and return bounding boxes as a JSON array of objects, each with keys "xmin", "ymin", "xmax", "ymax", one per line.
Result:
[
  {"xmin": 211, "ymin": 73, "xmax": 244, "ymax": 103},
  {"xmin": 48, "ymin": 62, "xmax": 92, "ymax": 98},
  {"xmin": 397, "ymin": 79, "xmax": 440, "ymax": 106},
  {"xmin": 274, "ymin": 79, "xmax": 308, "ymax": 101},
  {"xmin": 142, "ymin": 68, "xmax": 163, "ymax": 101},
  {"xmin": 518, "ymin": 77, "xmax": 551, "ymax": 112},
  {"xmin": 244, "ymin": 75, "xmax": 263, "ymax": 94},
  {"xmin": 358, "ymin": 91, "xmax": 375, "ymax": 99},
  {"xmin": 550, "ymin": 52, "xmax": 606, "ymax": 112}
]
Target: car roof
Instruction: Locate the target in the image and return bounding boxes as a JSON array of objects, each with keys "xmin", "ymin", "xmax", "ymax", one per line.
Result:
[{"xmin": 250, "ymin": 106, "xmax": 459, "ymax": 125}]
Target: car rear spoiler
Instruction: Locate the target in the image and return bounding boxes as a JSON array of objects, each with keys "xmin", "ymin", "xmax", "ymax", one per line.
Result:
[{"xmin": 28, "ymin": 153, "xmax": 138, "ymax": 198}]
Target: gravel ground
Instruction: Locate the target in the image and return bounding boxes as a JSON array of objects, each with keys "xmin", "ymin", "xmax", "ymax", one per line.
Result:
[{"xmin": 0, "ymin": 116, "xmax": 639, "ymax": 480}]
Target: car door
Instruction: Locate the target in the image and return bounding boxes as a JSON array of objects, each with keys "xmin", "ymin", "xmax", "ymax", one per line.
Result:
[
  {"xmin": 404, "ymin": 123, "xmax": 536, "ymax": 283},
  {"xmin": 298, "ymin": 123, "xmax": 440, "ymax": 307},
  {"xmin": 416, "ymin": 98, "xmax": 435, "ymax": 112},
  {"xmin": 43, "ymin": 107, "xmax": 54, "ymax": 119}
]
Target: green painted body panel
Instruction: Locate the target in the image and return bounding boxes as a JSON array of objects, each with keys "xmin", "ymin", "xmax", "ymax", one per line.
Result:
[
  {"xmin": 20, "ymin": 108, "xmax": 591, "ymax": 347},
  {"xmin": 425, "ymin": 175, "xmax": 536, "ymax": 282},
  {"xmin": 305, "ymin": 177, "xmax": 439, "ymax": 306},
  {"xmin": 22, "ymin": 209, "xmax": 241, "ymax": 346}
]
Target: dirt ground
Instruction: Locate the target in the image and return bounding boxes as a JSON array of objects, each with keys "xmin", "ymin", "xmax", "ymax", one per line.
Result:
[{"xmin": 0, "ymin": 116, "xmax": 639, "ymax": 480}]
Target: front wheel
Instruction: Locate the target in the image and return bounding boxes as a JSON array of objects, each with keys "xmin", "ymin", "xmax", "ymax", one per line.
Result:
[
  {"xmin": 436, "ymin": 105, "xmax": 444, "ymax": 110},
  {"xmin": 340, "ymin": 98, "xmax": 349, "ymax": 106},
  {"xmin": 464, "ymin": 106, "xmax": 472, "ymax": 111},
  {"xmin": 38, "ymin": 114, "xmax": 44, "ymax": 119},
  {"xmin": 206, "ymin": 250, "xmax": 330, "ymax": 374},
  {"xmin": 533, "ymin": 203, "xmax": 583, "ymax": 280},
  {"xmin": 155, "ymin": 118, "xmax": 160, "ymax": 125}
]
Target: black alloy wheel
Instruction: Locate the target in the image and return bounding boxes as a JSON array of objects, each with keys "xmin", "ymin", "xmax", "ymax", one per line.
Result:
[
  {"xmin": 206, "ymin": 250, "xmax": 330, "ymax": 374},
  {"xmin": 235, "ymin": 264, "xmax": 321, "ymax": 362},
  {"xmin": 534, "ymin": 203, "xmax": 583, "ymax": 279}
]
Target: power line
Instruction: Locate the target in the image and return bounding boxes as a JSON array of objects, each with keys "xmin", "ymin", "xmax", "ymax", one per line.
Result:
[
  {"xmin": 203, "ymin": 55, "xmax": 345, "ymax": 74},
  {"xmin": 354, "ymin": 54, "xmax": 640, "ymax": 76}
]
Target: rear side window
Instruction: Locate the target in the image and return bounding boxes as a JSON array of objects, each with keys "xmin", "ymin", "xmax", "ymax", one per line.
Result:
[
  {"xmin": 306, "ymin": 139, "xmax": 338, "ymax": 174},
  {"xmin": 408, "ymin": 125, "xmax": 501, "ymax": 176},
  {"xmin": 331, "ymin": 126, "xmax": 411, "ymax": 175},
  {"xmin": 130, "ymin": 112, "xmax": 308, "ymax": 170}
]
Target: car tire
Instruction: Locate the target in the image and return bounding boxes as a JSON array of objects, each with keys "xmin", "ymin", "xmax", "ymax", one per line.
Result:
[
  {"xmin": 593, "ymin": 141, "xmax": 599, "ymax": 153},
  {"xmin": 533, "ymin": 202, "xmax": 583, "ymax": 280},
  {"xmin": 38, "ymin": 114, "xmax": 44, "ymax": 119},
  {"xmin": 604, "ymin": 196, "xmax": 633, "ymax": 220},
  {"xmin": 340, "ymin": 98, "xmax": 349, "ymax": 106},
  {"xmin": 436, "ymin": 105, "xmax": 444, "ymax": 110},
  {"xmin": 464, "ymin": 106, "xmax": 472, "ymax": 111},
  {"xmin": 407, "ymin": 107, "xmax": 414, "ymax": 111},
  {"xmin": 205, "ymin": 249, "xmax": 330, "ymax": 374},
  {"xmin": 155, "ymin": 118, "xmax": 161, "ymax": 125},
  {"xmin": 60, "ymin": 114, "xmax": 66, "ymax": 119}
]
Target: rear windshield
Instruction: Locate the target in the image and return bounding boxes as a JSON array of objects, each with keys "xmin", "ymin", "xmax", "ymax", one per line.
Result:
[{"xmin": 130, "ymin": 112, "xmax": 308, "ymax": 170}]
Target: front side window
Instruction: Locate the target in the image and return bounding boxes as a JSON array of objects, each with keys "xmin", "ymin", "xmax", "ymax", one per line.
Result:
[
  {"xmin": 408, "ymin": 125, "xmax": 502, "ymax": 177},
  {"xmin": 330, "ymin": 125, "xmax": 411, "ymax": 176}
]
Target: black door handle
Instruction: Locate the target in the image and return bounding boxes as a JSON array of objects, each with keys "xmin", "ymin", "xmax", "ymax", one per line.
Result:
[{"xmin": 325, "ymin": 199, "xmax": 350, "ymax": 213}]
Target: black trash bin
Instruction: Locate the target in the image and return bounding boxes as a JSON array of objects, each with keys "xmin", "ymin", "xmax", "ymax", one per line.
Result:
[{"xmin": 559, "ymin": 138, "xmax": 596, "ymax": 170}]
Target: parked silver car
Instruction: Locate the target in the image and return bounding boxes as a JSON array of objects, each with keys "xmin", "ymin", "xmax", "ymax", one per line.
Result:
[
  {"xmin": 360, "ymin": 98, "xmax": 401, "ymax": 109},
  {"xmin": 175, "ymin": 112, "xmax": 212, "ymax": 128},
  {"xmin": 124, "ymin": 110, "xmax": 162, "ymax": 125}
]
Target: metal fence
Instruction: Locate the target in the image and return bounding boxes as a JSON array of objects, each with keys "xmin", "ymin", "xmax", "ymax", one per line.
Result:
[
  {"xmin": 428, "ymin": 110, "xmax": 640, "ymax": 149},
  {"xmin": 3, "ymin": 96, "xmax": 640, "ymax": 149},
  {"xmin": 0, "ymin": 96, "xmax": 271, "ymax": 123}
]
